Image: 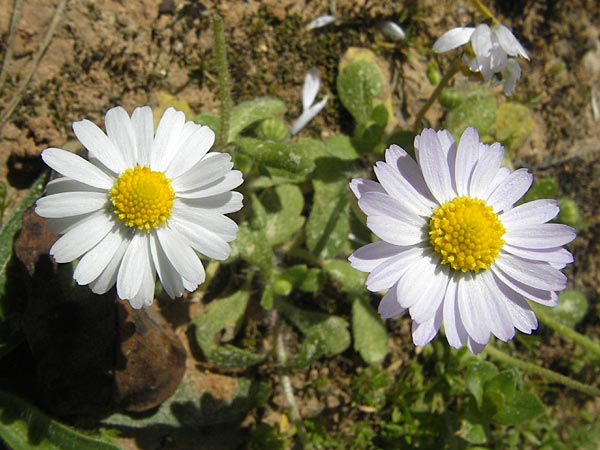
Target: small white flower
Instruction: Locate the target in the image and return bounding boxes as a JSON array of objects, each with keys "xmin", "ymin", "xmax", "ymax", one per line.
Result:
[
  {"xmin": 349, "ymin": 127, "xmax": 576, "ymax": 353},
  {"xmin": 379, "ymin": 21, "xmax": 406, "ymax": 41},
  {"xmin": 35, "ymin": 106, "xmax": 243, "ymax": 309},
  {"xmin": 290, "ymin": 68, "xmax": 328, "ymax": 135},
  {"xmin": 433, "ymin": 23, "xmax": 529, "ymax": 95},
  {"xmin": 307, "ymin": 14, "xmax": 336, "ymax": 30}
]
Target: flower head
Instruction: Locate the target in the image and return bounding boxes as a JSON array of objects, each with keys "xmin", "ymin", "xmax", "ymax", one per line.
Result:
[
  {"xmin": 290, "ymin": 68, "xmax": 328, "ymax": 135},
  {"xmin": 433, "ymin": 24, "xmax": 529, "ymax": 95},
  {"xmin": 349, "ymin": 127, "xmax": 575, "ymax": 353},
  {"xmin": 35, "ymin": 106, "xmax": 243, "ymax": 309}
]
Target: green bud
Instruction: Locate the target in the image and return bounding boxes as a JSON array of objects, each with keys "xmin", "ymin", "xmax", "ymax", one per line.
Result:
[
  {"xmin": 558, "ymin": 198, "xmax": 585, "ymax": 229},
  {"xmin": 426, "ymin": 62, "xmax": 441, "ymax": 85},
  {"xmin": 439, "ymin": 88, "xmax": 464, "ymax": 108},
  {"xmin": 272, "ymin": 278, "xmax": 293, "ymax": 296},
  {"xmin": 255, "ymin": 117, "xmax": 290, "ymax": 141}
]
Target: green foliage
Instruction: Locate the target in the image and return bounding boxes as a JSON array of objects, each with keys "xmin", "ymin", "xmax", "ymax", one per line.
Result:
[
  {"xmin": 494, "ymin": 102, "xmax": 535, "ymax": 152},
  {"xmin": 0, "ymin": 390, "xmax": 120, "ymax": 450},
  {"xmin": 193, "ymin": 289, "xmax": 265, "ymax": 368},
  {"xmin": 443, "ymin": 88, "xmax": 497, "ymax": 139},
  {"xmin": 524, "ymin": 178, "xmax": 558, "ymax": 202},
  {"xmin": 255, "ymin": 117, "xmax": 290, "ymax": 141},
  {"xmin": 538, "ymin": 290, "xmax": 588, "ymax": 329},
  {"xmin": 352, "ymin": 296, "xmax": 388, "ymax": 364},
  {"xmin": 257, "ymin": 184, "xmax": 305, "ymax": 246},
  {"xmin": 228, "ymin": 97, "xmax": 287, "ymax": 142},
  {"xmin": 557, "ymin": 198, "xmax": 585, "ymax": 230},
  {"xmin": 337, "ymin": 60, "xmax": 384, "ymax": 126}
]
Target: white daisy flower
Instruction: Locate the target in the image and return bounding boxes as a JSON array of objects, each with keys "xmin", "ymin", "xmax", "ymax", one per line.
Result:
[
  {"xmin": 290, "ymin": 68, "xmax": 328, "ymax": 135},
  {"xmin": 35, "ymin": 106, "xmax": 243, "ymax": 309},
  {"xmin": 433, "ymin": 23, "xmax": 529, "ymax": 95},
  {"xmin": 349, "ymin": 127, "xmax": 576, "ymax": 353}
]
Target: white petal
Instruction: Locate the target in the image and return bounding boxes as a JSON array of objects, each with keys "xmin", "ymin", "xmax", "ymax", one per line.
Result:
[
  {"xmin": 502, "ymin": 59, "xmax": 521, "ymax": 96},
  {"xmin": 378, "ymin": 283, "xmax": 407, "ymax": 319},
  {"xmin": 457, "ymin": 274, "xmax": 491, "ymax": 345},
  {"xmin": 396, "ymin": 253, "xmax": 445, "ymax": 311},
  {"xmin": 149, "ymin": 232, "xmax": 184, "ymax": 299},
  {"xmin": 471, "ymin": 24, "xmax": 493, "ymax": 57},
  {"xmin": 105, "ymin": 106, "xmax": 137, "ymax": 167},
  {"xmin": 467, "ymin": 338, "xmax": 487, "ymax": 354},
  {"xmin": 44, "ymin": 178, "xmax": 105, "ymax": 195},
  {"xmin": 177, "ymin": 170, "xmax": 243, "ymax": 199},
  {"xmin": 494, "ymin": 25, "xmax": 529, "ymax": 60},
  {"xmin": 73, "ymin": 226, "xmax": 126, "ymax": 285},
  {"xmin": 168, "ymin": 216, "xmax": 232, "ymax": 260},
  {"xmin": 494, "ymin": 252, "xmax": 567, "ymax": 292},
  {"xmin": 165, "ymin": 125, "xmax": 215, "ymax": 179},
  {"xmin": 50, "ymin": 210, "xmax": 114, "ymax": 263},
  {"xmin": 412, "ymin": 303, "xmax": 443, "ymax": 347},
  {"xmin": 486, "ymin": 168, "xmax": 532, "ymax": 212},
  {"xmin": 72, "ymin": 119, "xmax": 127, "ymax": 174},
  {"xmin": 172, "ymin": 208, "xmax": 238, "ymax": 241},
  {"xmin": 150, "ymin": 107, "xmax": 186, "ymax": 170},
  {"xmin": 469, "ymin": 143, "xmax": 504, "ymax": 198},
  {"xmin": 491, "ymin": 264, "xmax": 558, "ymax": 306},
  {"xmin": 131, "ymin": 106, "xmax": 154, "ymax": 166},
  {"xmin": 156, "ymin": 226, "xmax": 205, "ymax": 285},
  {"xmin": 172, "ymin": 152, "xmax": 233, "ymax": 192},
  {"xmin": 477, "ymin": 271, "xmax": 516, "ymax": 341},
  {"xmin": 442, "ymin": 276, "xmax": 468, "ymax": 349},
  {"xmin": 302, "ymin": 68, "xmax": 320, "ymax": 111},
  {"xmin": 432, "ymin": 27, "xmax": 475, "ymax": 52},
  {"xmin": 366, "ymin": 215, "xmax": 425, "ymax": 247},
  {"xmin": 366, "ymin": 246, "xmax": 425, "ymax": 292},
  {"xmin": 36, "ymin": 191, "xmax": 107, "ymax": 218},
  {"xmin": 307, "ymin": 14, "xmax": 336, "ymax": 30},
  {"xmin": 290, "ymin": 97, "xmax": 327, "ymax": 135},
  {"xmin": 380, "ymin": 21, "xmax": 406, "ymax": 41},
  {"xmin": 173, "ymin": 192, "xmax": 243, "ymax": 215},
  {"xmin": 349, "ymin": 178, "xmax": 385, "ymax": 199},
  {"xmin": 500, "ymin": 199, "xmax": 559, "ymax": 227},
  {"xmin": 455, "ymin": 127, "xmax": 480, "ymax": 196},
  {"xmin": 349, "ymin": 241, "xmax": 403, "ymax": 273},
  {"xmin": 116, "ymin": 233, "xmax": 148, "ymax": 300},
  {"xmin": 504, "ymin": 223, "xmax": 576, "ymax": 249},
  {"xmin": 502, "ymin": 244, "xmax": 573, "ymax": 269},
  {"xmin": 415, "ymin": 128, "xmax": 455, "ymax": 203},
  {"xmin": 406, "ymin": 260, "xmax": 449, "ymax": 323},
  {"xmin": 127, "ymin": 247, "xmax": 156, "ymax": 309},
  {"xmin": 485, "ymin": 272, "xmax": 537, "ymax": 334},
  {"xmin": 375, "ymin": 146, "xmax": 437, "ymax": 215},
  {"xmin": 359, "ymin": 192, "xmax": 426, "ymax": 225},
  {"xmin": 42, "ymin": 148, "xmax": 114, "ymax": 190},
  {"xmin": 89, "ymin": 238, "xmax": 129, "ymax": 295}
]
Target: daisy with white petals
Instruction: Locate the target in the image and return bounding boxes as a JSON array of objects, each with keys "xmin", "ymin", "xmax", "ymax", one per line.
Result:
[
  {"xmin": 433, "ymin": 24, "xmax": 529, "ymax": 95},
  {"xmin": 35, "ymin": 106, "xmax": 243, "ymax": 309},
  {"xmin": 349, "ymin": 127, "xmax": 575, "ymax": 353}
]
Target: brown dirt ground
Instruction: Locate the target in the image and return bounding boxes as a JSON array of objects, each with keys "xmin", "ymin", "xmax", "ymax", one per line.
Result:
[{"xmin": 1, "ymin": 0, "xmax": 599, "ymax": 449}]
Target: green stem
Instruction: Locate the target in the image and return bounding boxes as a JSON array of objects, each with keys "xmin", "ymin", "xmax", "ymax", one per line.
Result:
[
  {"xmin": 472, "ymin": 0, "xmax": 500, "ymax": 25},
  {"xmin": 486, "ymin": 345, "xmax": 600, "ymax": 397},
  {"xmin": 211, "ymin": 13, "xmax": 231, "ymax": 148},
  {"xmin": 412, "ymin": 60, "xmax": 460, "ymax": 131},
  {"xmin": 531, "ymin": 303, "xmax": 600, "ymax": 358},
  {"xmin": 274, "ymin": 312, "xmax": 314, "ymax": 450}
]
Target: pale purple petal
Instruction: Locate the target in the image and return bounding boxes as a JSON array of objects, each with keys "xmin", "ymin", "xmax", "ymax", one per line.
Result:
[
  {"xmin": 348, "ymin": 241, "xmax": 403, "ymax": 273},
  {"xmin": 455, "ymin": 127, "xmax": 481, "ymax": 196},
  {"xmin": 500, "ymin": 199, "xmax": 559, "ymax": 227},
  {"xmin": 504, "ymin": 223, "xmax": 576, "ymax": 249},
  {"xmin": 442, "ymin": 276, "xmax": 469, "ymax": 349},
  {"xmin": 457, "ymin": 274, "xmax": 491, "ymax": 345},
  {"xmin": 366, "ymin": 246, "xmax": 426, "ymax": 292},
  {"xmin": 412, "ymin": 303, "xmax": 443, "ymax": 347},
  {"xmin": 359, "ymin": 192, "xmax": 427, "ymax": 225},
  {"xmin": 349, "ymin": 178, "xmax": 385, "ymax": 200},
  {"xmin": 502, "ymin": 244, "xmax": 574, "ymax": 269},
  {"xmin": 378, "ymin": 283, "xmax": 407, "ymax": 319},
  {"xmin": 469, "ymin": 142, "xmax": 504, "ymax": 198},
  {"xmin": 366, "ymin": 215, "xmax": 425, "ymax": 247},
  {"xmin": 494, "ymin": 252, "xmax": 567, "ymax": 292},
  {"xmin": 486, "ymin": 168, "xmax": 532, "ymax": 212},
  {"xmin": 491, "ymin": 264, "xmax": 558, "ymax": 306}
]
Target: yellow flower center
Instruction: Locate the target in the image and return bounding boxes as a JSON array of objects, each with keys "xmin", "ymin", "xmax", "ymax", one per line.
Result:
[
  {"xmin": 109, "ymin": 165, "xmax": 175, "ymax": 232},
  {"xmin": 428, "ymin": 196, "xmax": 505, "ymax": 272}
]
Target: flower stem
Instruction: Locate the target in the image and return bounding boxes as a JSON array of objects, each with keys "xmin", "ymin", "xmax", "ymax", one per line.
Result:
[
  {"xmin": 274, "ymin": 311, "xmax": 313, "ymax": 450},
  {"xmin": 211, "ymin": 13, "xmax": 231, "ymax": 148},
  {"xmin": 472, "ymin": 0, "xmax": 500, "ymax": 26},
  {"xmin": 412, "ymin": 60, "xmax": 460, "ymax": 131},
  {"xmin": 530, "ymin": 303, "xmax": 600, "ymax": 358},
  {"xmin": 485, "ymin": 345, "xmax": 600, "ymax": 397}
]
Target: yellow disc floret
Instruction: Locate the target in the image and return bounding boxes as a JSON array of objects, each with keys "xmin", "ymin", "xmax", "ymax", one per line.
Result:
[
  {"xmin": 428, "ymin": 196, "xmax": 505, "ymax": 272},
  {"xmin": 109, "ymin": 165, "xmax": 175, "ymax": 232}
]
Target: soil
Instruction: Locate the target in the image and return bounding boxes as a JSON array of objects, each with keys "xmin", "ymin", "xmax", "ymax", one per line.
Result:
[{"xmin": 0, "ymin": 0, "xmax": 599, "ymax": 449}]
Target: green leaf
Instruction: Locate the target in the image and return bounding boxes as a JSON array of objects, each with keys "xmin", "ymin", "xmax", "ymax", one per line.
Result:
[
  {"xmin": 524, "ymin": 178, "xmax": 558, "ymax": 202},
  {"xmin": 322, "ymin": 260, "xmax": 367, "ymax": 296},
  {"xmin": 276, "ymin": 298, "xmax": 350, "ymax": 358},
  {"xmin": 306, "ymin": 159, "xmax": 355, "ymax": 259},
  {"xmin": 352, "ymin": 297, "xmax": 388, "ymax": 364},
  {"xmin": 208, "ymin": 345, "xmax": 266, "ymax": 369},
  {"xmin": 337, "ymin": 60, "xmax": 384, "ymax": 125},
  {"xmin": 494, "ymin": 102, "xmax": 535, "ymax": 152},
  {"xmin": 444, "ymin": 88, "xmax": 497, "ymax": 140},
  {"xmin": 193, "ymin": 113, "xmax": 221, "ymax": 137},
  {"xmin": 0, "ymin": 389, "xmax": 120, "ymax": 450},
  {"xmin": 235, "ymin": 138, "xmax": 316, "ymax": 176},
  {"xmin": 465, "ymin": 361, "xmax": 499, "ymax": 408},
  {"xmin": 231, "ymin": 224, "xmax": 273, "ymax": 274},
  {"xmin": 492, "ymin": 392, "xmax": 545, "ymax": 426},
  {"xmin": 457, "ymin": 418, "xmax": 488, "ymax": 445},
  {"xmin": 324, "ymin": 135, "xmax": 360, "ymax": 160},
  {"xmin": 274, "ymin": 265, "xmax": 324, "ymax": 295},
  {"xmin": 537, "ymin": 290, "xmax": 588, "ymax": 329},
  {"xmin": 228, "ymin": 97, "xmax": 287, "ymax": 142},
  {"xmin": 259, "ymin": 184, "xmax": 305, "ymax": 246}
]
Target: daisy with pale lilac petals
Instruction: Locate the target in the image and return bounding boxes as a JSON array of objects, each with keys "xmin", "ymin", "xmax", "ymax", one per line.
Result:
[
  {"xmin": 290, "ymin": 68, "xmax": 328, "ymax": 135},
  {"xmin": 349, "ymin": 127, "xmax": 576, "ymax": 353},
  {"xmin": 35, "ymin": 106, "xmax": 243, "ymax": 309},
  {"xmin": 433, "ymin": 23, "xmax": 529, "ymax": 95}
]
